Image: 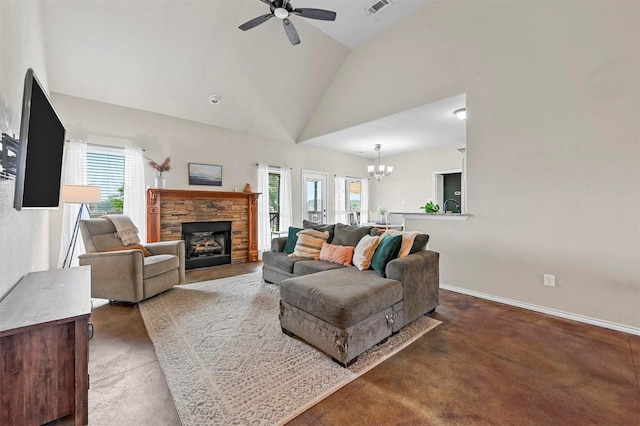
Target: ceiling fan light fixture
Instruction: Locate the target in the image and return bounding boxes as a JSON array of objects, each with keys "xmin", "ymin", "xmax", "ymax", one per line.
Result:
[
  {"xmin": 274, "ymin": 7, "xmax": 289, "ymax": 19},
  {"xmin": 454, "ymin": 108, "xmax": 466, "ymax": 120},
  {"xmin": 239, "ymin": 0, "xmax": 336, "ymax": 45}
]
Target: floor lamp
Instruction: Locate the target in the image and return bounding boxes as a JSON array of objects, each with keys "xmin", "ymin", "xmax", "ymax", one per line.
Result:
[{"xmin": 62, "ymin": 184, "xmax": 101, "ymax": 268}]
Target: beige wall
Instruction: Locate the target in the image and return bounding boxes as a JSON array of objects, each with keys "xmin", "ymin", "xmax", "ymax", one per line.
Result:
[
  {"xmin": 48, "ymin": 93, "xmax": 369, "ymax": 265},
  {"xmin": 302, "ymin": 1, "xmax": 640, "ymax": 329},
  {"xmin": 0, "ymin": 1, "xmax": 52, "ymax": 299},
  {"xmin": 369, "ymin": 145, "xmax": 464, "ymax": 214}
]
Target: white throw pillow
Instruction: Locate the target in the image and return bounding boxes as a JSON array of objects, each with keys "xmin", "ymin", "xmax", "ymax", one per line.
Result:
[{"xmin": 352, "ymin": 234, "xmax": 381, "ymax": 271}]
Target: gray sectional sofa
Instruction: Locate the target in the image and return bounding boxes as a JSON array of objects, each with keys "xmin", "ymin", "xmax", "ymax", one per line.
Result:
[{"xmin": 263, "ymin": 222, "xmax": 439, "ymax": 366}]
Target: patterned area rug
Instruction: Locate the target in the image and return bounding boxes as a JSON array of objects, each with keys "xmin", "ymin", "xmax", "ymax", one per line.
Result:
[{"xmin": 139, "ymin": 272, "xmax": 440, "ymax": 425}]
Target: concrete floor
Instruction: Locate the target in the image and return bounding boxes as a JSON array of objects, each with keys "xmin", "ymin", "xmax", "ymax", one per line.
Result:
[{"xmin": 76, "ymin": 262, "xmax": 639, "ymax": 425}]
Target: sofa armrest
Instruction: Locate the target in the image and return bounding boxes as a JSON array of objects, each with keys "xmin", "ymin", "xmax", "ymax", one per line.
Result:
[
  {"xmin": 145, "ymin": 240, "xmax": 184, "ymax": 256},
  {"xmin": 386, "ymin": 250, "xmax": 439, "ymax": 326},
  {"xmin": 271, "ymin": 237, "xmax": 288, "ymax": 252},
  {"xmin": 144, "ymin": 240, "xmax": 185, "ymax": 284},
  {"xmin": 78, "ymin": 251, "xmax": 144, "ymax": 301}
]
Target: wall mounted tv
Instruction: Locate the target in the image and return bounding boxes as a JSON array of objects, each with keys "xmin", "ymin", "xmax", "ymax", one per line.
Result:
[{"xmin": 13, "ymin": 68, "xmax": 66, "ymax": 211}]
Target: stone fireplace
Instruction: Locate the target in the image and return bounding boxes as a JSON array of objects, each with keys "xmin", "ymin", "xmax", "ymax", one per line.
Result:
[
  {"xmin": 182, "ymin": 221, "xmax": 232, "ymax": 269},
  {"xmin": 146, "ymin": 189, "xmax": 259, "ymax": 266}
]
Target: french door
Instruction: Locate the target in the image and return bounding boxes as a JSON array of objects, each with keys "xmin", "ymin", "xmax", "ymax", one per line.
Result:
[{"xmin": 302, "ymin": 170, "xmax": 327, "ymax": 224}]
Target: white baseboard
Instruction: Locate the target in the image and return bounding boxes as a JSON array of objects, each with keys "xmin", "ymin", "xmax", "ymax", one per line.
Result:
[{"xmin": 440, "ymin": 283, "xmax": 640, "ymax": 336}]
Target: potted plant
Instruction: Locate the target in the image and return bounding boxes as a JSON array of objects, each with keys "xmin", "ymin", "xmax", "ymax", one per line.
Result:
[
  {"xmin": 377, "ymin": 206, "xmax": 388, "ymax": 223},
  {"xmin": 420, "ymin": 200, "xmax": 440, "ymax": 214}
]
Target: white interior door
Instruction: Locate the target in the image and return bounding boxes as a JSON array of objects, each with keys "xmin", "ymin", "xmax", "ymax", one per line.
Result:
[{"xmin": 302, "ymin": 170, "xmax": 328, "ymax": 224}]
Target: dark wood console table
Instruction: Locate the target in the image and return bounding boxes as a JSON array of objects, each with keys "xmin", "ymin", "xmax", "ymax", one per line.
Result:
[{"xmin": 0, "ymin": 266, "xmax": 92, "ymax": 425}]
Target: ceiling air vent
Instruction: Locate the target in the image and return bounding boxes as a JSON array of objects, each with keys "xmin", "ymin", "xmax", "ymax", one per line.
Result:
[{"xmin": 367, "ymin": 0, "xmax": 392, "ymax": 15}]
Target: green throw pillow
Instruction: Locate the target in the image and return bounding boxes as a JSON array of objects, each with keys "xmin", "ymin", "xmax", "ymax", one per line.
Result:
[
  {"xmin": 370, "ymin": 235, "xmax": 403, "ymax": 277},
  {"xmin": 283, "ymin": 227, "xmax": 303, "ymax": 254}
]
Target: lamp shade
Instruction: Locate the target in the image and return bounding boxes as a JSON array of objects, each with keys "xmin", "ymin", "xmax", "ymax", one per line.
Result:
[{"xmin": 62, "ymin": 184, "xmax": 101, "ymax": 204}]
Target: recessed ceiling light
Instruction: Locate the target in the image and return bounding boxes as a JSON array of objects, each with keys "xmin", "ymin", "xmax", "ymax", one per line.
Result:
[{"xmin": 208, "ymin": 94, "xmax": 222, "ymax": 105}]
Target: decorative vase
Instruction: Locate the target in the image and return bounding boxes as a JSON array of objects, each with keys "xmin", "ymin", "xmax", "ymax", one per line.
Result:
[
  {"xmin": 155, "ymin": 173, "xmax": 166, "ymax": 189},
  {"xmin": 243, "ymin": 183, "xmax": 252, "ymax": 192}
]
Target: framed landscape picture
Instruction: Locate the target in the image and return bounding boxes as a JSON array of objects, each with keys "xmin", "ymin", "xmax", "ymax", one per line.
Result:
[{"xmin": 188, "ymin": 163, "xmax": 222, "ymax": 186}]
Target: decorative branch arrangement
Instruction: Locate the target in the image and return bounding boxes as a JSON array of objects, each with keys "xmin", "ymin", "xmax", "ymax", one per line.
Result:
[{"xmin": 146, "ymin": 156, "xmax": 171, "ymax": 174}]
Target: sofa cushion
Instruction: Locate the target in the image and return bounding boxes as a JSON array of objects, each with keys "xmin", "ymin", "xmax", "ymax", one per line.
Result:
[
  {"xmin": 293, "ymin": 259, "xmax": 347, "ymax": 276},
  {"xmin": 263, "ymin": 251, "xmax": 310, "ymax": 274},
  {"xmin": 303, "ymin": 220, "xmax": 335, "ymax": 243},
  {"xmin": 332, "ymin": 223, "xmax": 373, "ymax": 247},
  {"xmin": 280, "ymin": 268, "xmax": 403, "ymax": 329},
  {"xmin": 90, "ymin": 233, "xmax": 126, "ymax": 252},
  {"xmin": 410, "ymin": 233, "xmax": 429, "ymax": 253},
  {"xmin": 370, "ymin": 227, "xmax": 384, "ymax": 237},
  {"xmin": 352, "ymin": 235, "xmax": 381, "ymax": 271},
  {"xmin": 371, "ymin": 235, "xmax": 403, "ymax": 277},
  {"xmin": 319, "ymin": 243, "xmax": 355, "ymax": 266},
  {"xmin": 283, "ymin": 226, "xmax": 303, "ymax": 254},
  {"xmin": 290, "ymin": 229, "xmax": 330, "ymax": 259},
  {"xmin": 143, "ymin": 254, "xmax": 179, "ymax": 279},
  {"xmin": 271, "ymin": 236, "xmax": 288, "ymax": 252}
]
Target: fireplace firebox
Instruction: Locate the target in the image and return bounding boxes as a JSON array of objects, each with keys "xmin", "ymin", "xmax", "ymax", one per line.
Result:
[{"xmin": 182, "ymin": 221, "xmax": 232, "ymax": 269}]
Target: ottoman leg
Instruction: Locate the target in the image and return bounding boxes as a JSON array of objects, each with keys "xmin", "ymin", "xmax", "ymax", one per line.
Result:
[
  {"xmin": 281, "ymin": 327, "xmax": 294, "ymax": 337},
  {"xmin": 332, "ymin": 356, "xmax": 358, "ymax": 368}
]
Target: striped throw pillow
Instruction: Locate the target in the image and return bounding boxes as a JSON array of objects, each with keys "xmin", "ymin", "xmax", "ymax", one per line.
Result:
[{"xmin": 289, "ymin": 229, "xmax": 330, "ymax": 259}]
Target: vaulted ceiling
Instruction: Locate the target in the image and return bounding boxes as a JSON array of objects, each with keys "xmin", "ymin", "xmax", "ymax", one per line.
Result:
[{"xmin": 40, "ymin": 0, "xmax": 464, "ymax": 158}]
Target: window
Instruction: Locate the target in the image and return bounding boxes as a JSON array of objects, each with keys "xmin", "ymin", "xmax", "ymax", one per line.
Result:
[
  {"xmin": 346, "ymin": 178, "xmax": 361, "ymax": 225},
  {"xmin": 258, "ymin": 164, "xmax": 292, "ymax": 254},
  {"xmin": 86, "ymin": 149, "xmax": 125, "ymax": 216},
  {"xmin": 334, "ymin": 176, "xmax": 367, "ymax": 225},
  {"xmin": 268, "ymin": 171, "xmax": 281, "ymax": 232}
]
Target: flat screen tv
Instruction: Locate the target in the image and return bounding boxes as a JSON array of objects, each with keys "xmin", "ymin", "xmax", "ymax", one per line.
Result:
[{"xmin": 13, "ymin": 68, "xmax": 66, "ymax": 211}]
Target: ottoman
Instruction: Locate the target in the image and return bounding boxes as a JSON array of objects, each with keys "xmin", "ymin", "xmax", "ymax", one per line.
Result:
[{"xmin": 279, "ymin": 267, "xmax": 403, "ymax": 367}]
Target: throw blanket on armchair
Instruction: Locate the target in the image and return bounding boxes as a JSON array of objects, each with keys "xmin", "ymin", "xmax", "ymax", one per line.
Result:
[{"xmin": 102, "ymin": 214, "xmax": 140, "ymax": 246}]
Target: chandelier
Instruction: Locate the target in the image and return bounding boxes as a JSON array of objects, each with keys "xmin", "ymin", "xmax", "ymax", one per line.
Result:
[{"xmin": 367, "ymin": 144, "xmax": 393, "ymax": 181}]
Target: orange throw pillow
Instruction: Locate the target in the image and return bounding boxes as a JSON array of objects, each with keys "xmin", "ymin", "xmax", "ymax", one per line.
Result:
[
  {"xmin": 107, "ymin": 244, "xmax": 153, "ymax": 257},
  {"xmin": 319, "ymin": 243, "xmax": 355, "ymax": 266}
]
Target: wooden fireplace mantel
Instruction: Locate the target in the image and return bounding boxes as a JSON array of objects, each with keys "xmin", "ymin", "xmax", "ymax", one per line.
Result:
[{"xmin": 146, "ymin": 188, "xmax": 260, "ymax": 263}]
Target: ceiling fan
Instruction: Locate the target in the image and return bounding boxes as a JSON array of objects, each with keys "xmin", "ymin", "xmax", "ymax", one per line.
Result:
[{"xmin": 239, "ymin": 0, "xmax": 337, "ymax": 46}]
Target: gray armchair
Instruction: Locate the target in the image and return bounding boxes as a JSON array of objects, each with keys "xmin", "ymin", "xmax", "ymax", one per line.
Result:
[{"xmin": 78, "ymin": 218, "xmax": 185, "ymax": 303}]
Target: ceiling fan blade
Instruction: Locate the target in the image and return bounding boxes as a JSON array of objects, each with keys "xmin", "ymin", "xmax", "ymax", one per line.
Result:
[
  {"xmin": 282, "ymin": 18, "xmax": 300, "ymax": 45},
  {"xmin": 239, "ymin": 14, "xmax": 274, "ymax": 31},
  {"xmin": 282, "ymin": 0, "xmax": 290, "ymax": 7},
  {"xmin": 293, "ymin": 8, "xmax": 336, "ymax": 21},
  {"xmin": 258, "ymin": 0, "xmax": 273, "ymax": 6}
]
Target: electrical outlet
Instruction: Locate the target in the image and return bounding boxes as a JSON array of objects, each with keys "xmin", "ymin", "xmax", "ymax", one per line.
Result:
[{"xmin": 543, "ymin": 274, "xmax": 555, "ymax": 287}]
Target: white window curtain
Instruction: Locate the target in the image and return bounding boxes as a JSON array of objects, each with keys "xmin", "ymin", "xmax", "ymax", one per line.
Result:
[
  {"xmin": 58, "ymin": 140, "xmax": 88, "ymax": 268},
  {"xmin": 257, "ymin": 164, "xmax": 271, "ymax": 258},
  {"xmin": 360, "ymin": 178, "xmax": 370, "ymax": 224},
  {"xmin": 334, "ymin": 175, "xmax": 348, "ymax": 224},
  {"xmin": 278, "ymin": 166, "xmax": 292, "ymax": 232},
  {"xmin": 124, "ymin": 147, "xmax": 147, "ymax": 242}
]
